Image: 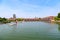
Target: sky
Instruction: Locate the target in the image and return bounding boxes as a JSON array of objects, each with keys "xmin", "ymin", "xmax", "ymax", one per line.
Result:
[{"xmin": 0, "ymin": 0, "xmax": 60, "ymax": 18}]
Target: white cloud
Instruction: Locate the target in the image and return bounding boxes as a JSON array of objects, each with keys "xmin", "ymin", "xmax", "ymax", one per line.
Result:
[{"xmin": 0, "ymin": 0, "xmax": 60, "ymax": 18}]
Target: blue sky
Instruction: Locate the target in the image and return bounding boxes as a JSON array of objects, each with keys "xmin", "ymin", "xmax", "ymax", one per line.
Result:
[{"xmin": 0, "ymin": 0, "xmax": 60, "ymax": 18}]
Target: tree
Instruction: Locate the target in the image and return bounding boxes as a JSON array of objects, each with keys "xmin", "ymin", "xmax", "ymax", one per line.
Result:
[
  {"xmin": 2, "ymin": 18, "xmax": 7, "ymax": 21},
  {"xmin": 0, "ymin": 17, "xmax": 2, "ymax": 22},
  {"xmin": 58, "ymin": 13, "xmax": 60, "ymax": 18},
  {"xmin": 54, "ymin": 17, "xmax": 60, "ymax": 21},
  {"xmin": 16, "ymin": 18, "xmax": 23, "ymax": 21},
  {"xmin": 0, "ymin": 17, "xmax": 11, "ymax": 23}
]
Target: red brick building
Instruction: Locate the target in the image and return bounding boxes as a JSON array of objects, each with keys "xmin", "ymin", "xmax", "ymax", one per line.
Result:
[{"xmin": 41, "ymin": 16, "xmax": 55, "ymax": 21}]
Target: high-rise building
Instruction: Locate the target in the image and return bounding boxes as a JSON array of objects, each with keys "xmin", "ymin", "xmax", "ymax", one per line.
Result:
[{"xmin": 13, "ymin": 14, "xmax": 16, "ymax": 19}]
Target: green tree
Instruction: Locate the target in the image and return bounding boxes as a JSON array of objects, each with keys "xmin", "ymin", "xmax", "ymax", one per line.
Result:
[
  {"xmin": 16, "ymin": 18, "xmax": 23, "ymax": 21},
  {"xmin": 58, "ymin": 13, "xmax": 60, "ymax": 18},
  {"xmin": 0, "ymin": 17, "xmax": 2, "ymax": 22},
  {"xmin": 0, "ymin": 17, "xmax": 11, "ymax": 23},
  {"xmin": 2, "ymin": 18, "xmax": 7, "ymax": 21},
  {"xmin": 54, "ymin": 17, "xmax": 60, "ymax": 21}
]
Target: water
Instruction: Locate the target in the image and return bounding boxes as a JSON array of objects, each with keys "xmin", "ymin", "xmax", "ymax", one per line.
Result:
[{"xmin": 0, "ymin": 21, "xmax": 60, "ymax": 40}]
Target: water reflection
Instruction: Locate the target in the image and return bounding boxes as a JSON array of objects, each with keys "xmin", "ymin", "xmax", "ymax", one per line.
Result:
[
  {"xmin": 1, "ymin": 22, "xmax": 60, "ymax": 40},
  {"xmin": 56, "ymin": 22, "xmax": 60, "ymax": 31},
  {"xmin": 57, "ymin": 23, "xmax": 60, "ymax": 31},
  {"xmin": 12, "ymin": 24, "xmax": 17, "ymax": 31},
  {"xmin": 9, "ymin": 24, "xmax": 18, "ymax": 34}
]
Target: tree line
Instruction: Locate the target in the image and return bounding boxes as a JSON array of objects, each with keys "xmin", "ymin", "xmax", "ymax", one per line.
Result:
[
  {"xmin": 54, "ymin": 13, "xmax": 60, "ymax": 20},
  {"xmin": 0, "ymin": 17, "xmax": 10, "ymax": 23}
]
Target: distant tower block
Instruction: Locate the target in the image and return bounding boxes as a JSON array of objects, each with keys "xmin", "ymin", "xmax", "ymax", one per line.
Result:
[{"xmin": 13, "ymin": 14, "xmax": 16, "ymax": 19}]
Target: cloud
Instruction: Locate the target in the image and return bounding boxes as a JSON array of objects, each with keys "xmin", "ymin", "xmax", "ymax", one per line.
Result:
[{"xmin": 0, "ymin": 0, "xmax": 60, "ymax": 18}]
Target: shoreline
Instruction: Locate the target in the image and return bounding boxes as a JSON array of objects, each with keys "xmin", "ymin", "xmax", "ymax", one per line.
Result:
[{"xmin": 0, "ymin": 20, "xmax": 60, "ymax": 24}]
